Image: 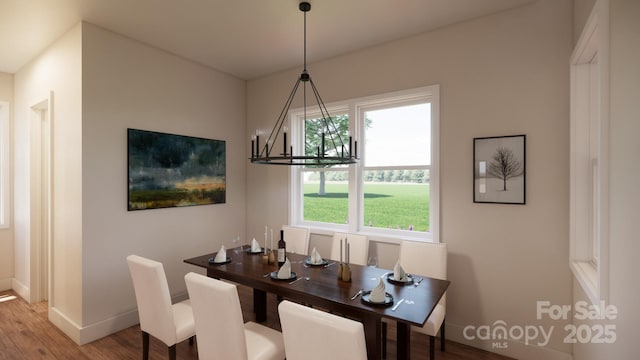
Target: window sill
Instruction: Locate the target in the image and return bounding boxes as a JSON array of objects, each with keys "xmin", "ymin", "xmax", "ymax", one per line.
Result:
[
  {"xmin": 571, "ymin": 260, "xmax": 599, "ymax": 306},
  {"xmin": 306, "ymin": 225, "xmax": 436, "ymax": 245}
]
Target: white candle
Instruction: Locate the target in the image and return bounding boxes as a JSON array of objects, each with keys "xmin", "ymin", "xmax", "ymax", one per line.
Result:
[{"xmin": 271, "ymin": 229, "xmax": 273, "ymax": 250}]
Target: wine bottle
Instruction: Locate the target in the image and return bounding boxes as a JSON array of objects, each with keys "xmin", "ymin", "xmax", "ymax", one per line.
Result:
[{"xmin": 277, "ymin": 229, "xmax": 286, "ymax": 267}]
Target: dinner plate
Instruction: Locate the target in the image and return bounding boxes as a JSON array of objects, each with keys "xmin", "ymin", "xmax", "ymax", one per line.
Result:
[
  {"xmin": 208, "ymin": 257, "xmax": 231, "ymax": 265},
  {"xmin": 361, "ymin": 291, "xmax": 394, "ymax": 306},
  {"xmin": 269, "ymin": 271, "xmax": 297, "ymax": 281},
  {"xmin": 246, "ymin": 248, "xmax": 264, "ymax": 255},
  {"xmin": 386, "ymin": 273, "xmax": 415, "ymax": 285},
  {"xmin": 304, "ymin": 258, "xmax": 329, "ymax": 267}
]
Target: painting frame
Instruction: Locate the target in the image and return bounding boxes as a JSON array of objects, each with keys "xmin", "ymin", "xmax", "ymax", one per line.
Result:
[
  {"xmin": 473, "ymin": 134, "xmax": 526, "ymax": 205},
  {"xmin": 127, "ymin": 128, "xmax": 226, "ymax": 211}
]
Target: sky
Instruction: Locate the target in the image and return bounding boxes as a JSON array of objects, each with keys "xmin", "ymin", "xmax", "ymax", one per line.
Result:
[{"xmin": 364, "ymin": 103, "xmax": 431, "ymax": 167}]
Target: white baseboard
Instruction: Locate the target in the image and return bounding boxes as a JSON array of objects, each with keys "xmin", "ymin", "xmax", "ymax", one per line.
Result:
[
  {"xmin": 49, "ymin": 306, "xmax": 82, "ymax": 344},
  {"xmin": 0, "ymin": 277, "xmax": 11, "ymax": 291},
  {"xmin": 446, "ymin": 322, "xmax": 573, "ymax": 360},
  {"xmin": 49, "ymin": 290, "xmax": 190, "ymax": 345},
  {"xmin": 11, "ymin": 278, "xmax": 29, "ymax": 301}
]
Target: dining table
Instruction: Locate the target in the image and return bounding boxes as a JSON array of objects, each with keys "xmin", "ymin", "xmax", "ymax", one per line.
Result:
[{"xmin": 184, "ymin": 247, "xmax": 449, "ymax": 360}]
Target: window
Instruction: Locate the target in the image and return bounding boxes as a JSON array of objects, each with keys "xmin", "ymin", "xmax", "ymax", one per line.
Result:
[
  {"xmin": 290, "ymin": 86, "xmax": 439, "ymax": 242},
  {"xmin": 0, "ymin": 101, "xmax": 9, "ymax": 228},
  {"xmin": 570, "ymin": 3, "xmax": 609, "ymax": 305}
]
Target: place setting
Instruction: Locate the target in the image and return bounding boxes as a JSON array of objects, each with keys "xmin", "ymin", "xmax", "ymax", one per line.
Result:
[
  {"xmin": 246, "ymin": 237, "xmax": 264, "ymax": 254},
  {"xmin": 304, "ymin": 247, "xmax": 328, "ymax": 267},
  {"xmin": 208, "ymin": 245, "xmax": 231, "ymax": 265},
  {"xmin": 268, "ymin": 258, "xmax": 297, "ymax": 281},
  {"xmin": 385, "ymin": 261, "xmax": 415, "ymax": 285},
  {"xmin": 360, "ymin": 276, "xmax": 394, "ymax": 307}
]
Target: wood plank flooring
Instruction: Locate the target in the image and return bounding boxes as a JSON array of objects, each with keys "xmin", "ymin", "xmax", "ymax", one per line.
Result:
[{"xmin": 0, "ymin": 288, "xmax": 512, "ymax": 360}]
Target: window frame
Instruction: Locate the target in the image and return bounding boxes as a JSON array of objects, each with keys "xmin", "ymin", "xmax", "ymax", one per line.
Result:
[
  {"xmin": 0, "ymin": 101, "xmax": 10, "ymax": 229},
  {"xmin": 289, "ymin": 85, "xmax": 440, "ymax": 243},
  {"xmin": 570, "ymin": 1, "xmax": 609, "ymax": 306}
]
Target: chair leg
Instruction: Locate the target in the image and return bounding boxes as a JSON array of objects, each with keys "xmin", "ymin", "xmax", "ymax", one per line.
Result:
[
  {"xmin": 168, "ymin": 345, "xmax": 176, "ymax": 360},
  {"xmin": 429, "ymin": 335, "xmax": 435, "ymax": 360},
  {"xmin": 142, "ymin": 331, "xmax": 149, "ymax": 360},
  {"xmin": 381, "ymin": 321, "xmax": 387, "ymax": 359},
  {"xmin": 440, "ymin": 318, "xmax": 446, "ymax": 351}
]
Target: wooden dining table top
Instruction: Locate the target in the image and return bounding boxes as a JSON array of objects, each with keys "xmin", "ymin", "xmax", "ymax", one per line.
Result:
[{"xmin": 184, "ymin": 247, "xmax": 449, "ymax": 328}]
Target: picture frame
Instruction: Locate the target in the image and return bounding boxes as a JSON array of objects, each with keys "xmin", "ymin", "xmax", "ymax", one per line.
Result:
[
  {"xmin": 473, "ymin": 134, "xmax": 526, "ymax": 205},
  {"xmin": 127, "ymin": 128, "xmax": 226, "ymax": 210}
]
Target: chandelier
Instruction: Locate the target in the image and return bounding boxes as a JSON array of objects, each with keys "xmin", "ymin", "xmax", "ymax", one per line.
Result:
[{"xmin": 249, "ymin": 1, "xmax": 358, "ymax": 166}]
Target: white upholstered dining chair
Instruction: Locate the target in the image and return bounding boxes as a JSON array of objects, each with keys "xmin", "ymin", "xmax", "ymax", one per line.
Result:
[
  {"xmin": 278, "ymin": 300, "xmax": 368, "ymax": 360},
  {"xmin": 383, "ymin": 241, "xmax": 447, "ymax": 360},
  {"xmin": 329, "ymin": 232, "xmax": 369, "ymax": 266},
  {"xmin": 184, "ymin": 272, "xmax": 285, "ymax": 360},
  {"xmin": 282, "ymin": 225, "xmax": 310, "ymax": 255},
  {"xmin": 126, "ymin": 255, "xmax": 195, "ymax": 360}
]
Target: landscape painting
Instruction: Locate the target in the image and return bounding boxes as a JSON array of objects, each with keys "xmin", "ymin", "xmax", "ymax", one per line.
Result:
[
  {"xmin": 473, "ymin": 134, "xmax": 526, "ymax": 204},
  {"xmin": 128, "ymin": 129, "xmax": 226, "ymax": 210}
]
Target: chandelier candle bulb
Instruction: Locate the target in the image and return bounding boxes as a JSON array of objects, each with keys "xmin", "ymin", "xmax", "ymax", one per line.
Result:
[
  {"xmin": 256, "ymin": 135, "xmax": 260, "ymax": 158},
  {"xmin": 251, "ymin": 139, "xmax": 255, "ymax": 160},
  {"xmin": 283, "ymin": 130, "xmax": 287, "ymax": 155}
]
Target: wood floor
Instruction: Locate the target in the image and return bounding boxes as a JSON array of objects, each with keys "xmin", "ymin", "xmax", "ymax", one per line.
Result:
[{"xmin": 0, "ymin": 288, "xmax": 512, "ymax": 360}]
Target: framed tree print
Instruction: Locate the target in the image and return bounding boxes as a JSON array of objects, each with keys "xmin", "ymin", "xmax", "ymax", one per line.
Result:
[{"xmin": 473, "ymin": 134, "xmax": 526, "ymax": 204}]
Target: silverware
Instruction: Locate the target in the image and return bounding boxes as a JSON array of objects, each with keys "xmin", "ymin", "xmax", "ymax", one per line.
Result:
[
  {"xmin": 289, "ymin": 277, "xmax": 303, "ymax": 284},
  {"xmin": 263, "ymin": 272, "xmax": 271, "ymax": 277},
  {"xmin": 392, "ymin": 298, "xmax": 405, "ymax": 311},
  {"xmin": 324, "ymin": 261, "xmax": 336, "ymax": 268},
  {"xmin": 289, "ymin": 276, "xmax": 310, "ymax": 285},
  {"xmin": 414, "ymin": 277, "xmax": 424, "ymax": 287},
  {"xmin": 351, "ymin": 290, "xmax": 363, "ymax": 300}
]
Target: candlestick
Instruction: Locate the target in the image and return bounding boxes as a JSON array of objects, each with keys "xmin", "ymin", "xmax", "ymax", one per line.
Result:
[
  {"xmin": 321, "ymin": 132, "xmax": 325, "ymax": 157},
  {"xmin": 354, "ymin": 141, "xmax": 358, "ymax": 158},
  {"xmin": 349, "ymin": 136, "xmax": 352, "ymax": 158},
  {"xmin": 340, "ymin": 238, "xmax": 343, "ymax": 263},
  {"xmin": 264, "ymin": 226, "xmax": 268, "ymax": 254},
  {"xmin": 251, "ymin": 139, "xmax": 255, "ymax": 160},
  {"xmin": 270, "ymin": 229, "xmax": 273, "ymax": 250}
]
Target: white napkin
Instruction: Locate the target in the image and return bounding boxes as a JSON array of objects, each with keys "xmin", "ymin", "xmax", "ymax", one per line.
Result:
[
  {"xmin": 310, "ymin": 247, "xmax": 323, "ymax": 264},
  {"xmin": 277, "ymin": 258, "xmax": 292, "ymax": 279},
  {"xmin": 369, "ymin": 276, "xmax": 387, "ymax": 303},
  {"xmin": 393, "ymin": 261, "xmax": 407, "ymax": 282},
  {"xmin": 250, "ymin": 238, "xmax": 262, "ymax": 252},
  {"xmin": 213, "ymin": 245, "xmax": 227, "ymax": 263}
]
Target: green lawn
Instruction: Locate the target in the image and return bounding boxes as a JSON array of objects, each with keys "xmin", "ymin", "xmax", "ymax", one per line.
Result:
[{"xmin": 303, "ymin": 182, "xmax": 430, "ymax": 232}]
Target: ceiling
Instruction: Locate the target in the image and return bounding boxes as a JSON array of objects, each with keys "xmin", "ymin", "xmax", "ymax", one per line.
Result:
[{"xmin": 0, "ymin": 0, "xmax": 535, "ymax": 80}]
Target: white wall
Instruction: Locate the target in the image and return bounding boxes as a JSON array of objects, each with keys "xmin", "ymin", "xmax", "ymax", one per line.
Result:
[
  {"xmin": 14, "ymin": 23, "xmax": 83, "ymax": 324},
  {"xmin": 572, "ymin": 1, "xmax": 640, "ymax": 359},
  {"xmin": 0, "ymin": 72, "xmax": 13, "ymax": 291},
  {"xmin": 79, "ymin": 23, "xmax": 246, "ymax": 343},
  {"xmin": 247, "ymin": 1, "xmax": 573, "ymax": 359}
]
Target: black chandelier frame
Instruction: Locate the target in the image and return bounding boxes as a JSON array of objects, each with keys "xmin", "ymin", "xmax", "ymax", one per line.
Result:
[{"xmin": 249, "ymin": 2, "xmax": 358, "ymax": 166}]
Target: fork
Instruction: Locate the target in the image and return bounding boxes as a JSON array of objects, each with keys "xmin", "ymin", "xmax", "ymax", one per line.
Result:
[{"xmin": 351, "ymin": 290, "xmax": 363, "ymax": 300}]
